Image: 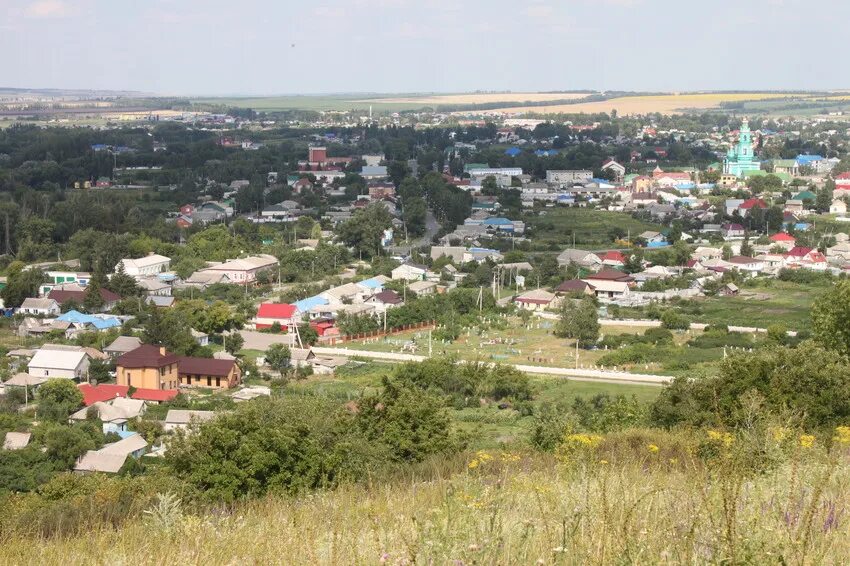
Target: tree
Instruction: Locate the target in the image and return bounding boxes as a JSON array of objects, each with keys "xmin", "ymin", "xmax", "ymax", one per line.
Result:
[
  {"xmin": 142, "ymin": 307, "xmax": 198, "ymax": 355},
  {"xmin": 224, "ymin": 333, "xmax": 245, "ymax": 355},
  {"xmin": 337, "ymin": 203, "xmax": 393, "ymax": 258},
  {"xmin": 265, "ymin": 343, "xmax": 291, "ymax": 374},
  {"xmin": 88, "ymin": 358, "xmax": 113, "ymax": 384},
  {"xmin": 1, "ymin": 265, "xmax": 45, "ymax": 308},
  {"xmin": 401, "ymin": 196, "xmax": 427, "ymax": 238},
  {"xmin": 83, "ymin": 276, "xmax": 105, "ymax": 313},
  {"xmin": 37, "ymin": 380, "xmax": 84, "ymax": 421},
  {"xmin": 107, "ymin": 263, "xmax": 141, "ymax": 297},
  {"xmin": 721, "ymin": 244, "xmax": 733, "ymax": 260},
  {"xmin": 812, "ymin": 280, "xmax": 850, "ymax": 356},
  {"xmin": 554, "ymin": 297, "xmax": 599, "ymax": 347},
  {"xmin": 651, "ymin": 344, "xmax": 850, "ymax": 429}
]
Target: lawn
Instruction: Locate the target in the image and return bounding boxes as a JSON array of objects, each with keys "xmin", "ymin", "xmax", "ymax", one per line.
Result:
[{"xmin": 523, "ymin": 207, "xmax": 662, "ymax": 250}]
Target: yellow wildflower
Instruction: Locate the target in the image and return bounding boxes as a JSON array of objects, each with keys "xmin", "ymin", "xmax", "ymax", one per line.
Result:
[
  {"xmin": 599, "ymin": 459, "xmax": 609, "ymax": 465},
  {"xmin": 500, "ymin": 452, "xmax": 521, "ymax": 463},
  {"xmin": 565, "ymin": 433, "xmax": 603, "ymax": 448},
  {"xmin": 799, "ymin": 434, "xmax": 816, "ymax": 449},
  {"xmin": 468, "ymin": 459, "xmax": 479, "ymax": 469},
  {"xmin": 708, "ymin": 430, "xmax": 734, "ymax": 447},
  {"xmin": 647, "ymin": 444, "xmax": 660, "ymax": 453},
  {"xmin": 834, "ymin": 426, "xmax": 850, "ymax": 444},
  {"xmin": 770, "ymin": 427, "xmax": 788, "ymax": 442}
]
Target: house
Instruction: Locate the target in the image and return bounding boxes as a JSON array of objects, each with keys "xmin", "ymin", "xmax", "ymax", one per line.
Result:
[
  {"xmin": 831, "ymin": 199, "xmax": 848, "ymax": 215},
  {"xmin": 722, "ymin": 283, "xmax": 740, "ymax": 296},
  {"xmin": 768, "ymin": 232, "xmax": 796, "ymax": 250},
  {"xmin": 738, "ymin": 198, "xmax": 768, "ymax": 216},
  {"xmin": 199, "ymin": 255, "xmax": 277, "ymax": 284},
  {"xmin": 785, "ymin": 246, "xmax": 828, "ymax": 270},
  {"xmin": 104, "ymin": 336, "xmax": 143, "ymax": 358},
  {"xmin": 599, "ymin": 251, "xmax": 626, "ymax": 267},
  {"xmin": 27, "ymin": 348, "xmax": 90, "ymax": 380},
  {"xmin": 321, "ymin": 282, "xmax": 372, "ymax": 305},
  {"xmin": 556, "ymin": 249, "xmax": 601, "ymax": 269},
  {"xmin": 115, "ymin": 254, "xmax": 171, "ymax": 277},
  {"xmin": 727, "ymin": 256, "xmax": 765, "ymax": 274},
  {"xmin": 116, "ymin": 345, "xmax": 179, "ymax": 390},
  {"xmin": 69, "ymin": 398, "xmax": 146, "ymax": 433},
  {"xmin": 584, "ymin": 268, "xmax": 634, "ymax": 283},
  {"xmin": 365, "ymin": 290, "xmax": 403, "ymax": 310},
  {"xmin": 178, "ymin": 356, "xmax": 242, "ymax": 389},
  {"xmin": 601, "ymin": 158, "xmax": 626, "ymax": 182},
  {"xmin": 48, "ymin": 288, "xmax": 121, "ymax": 312},
  {"xmin": 554, "ymin": 280, "xmax": 593, "ymax": 296},
  {"xmin": 164, "ymin": 409, "xmax": 216, "ymax": 432},
  {"xmin": 146, "ymin": 296, "xmax": 176, "ymax": 308},
  {"xmin": 721, "ymin": 223, "xmax": 745, "ymax": 239},
  {"xmin": 3, "ymin": 432, "xmax": 31, "ymax": 450},
  {"xmin": 391, "ymin": 262, "xmax": 429, "ymax": 282},
  {"xmin": 514, "ymin": 289, "xmax": 558, "ymax": 311},
  {"xmin": 74, "ymin": 433, "xmax": 148, "ymax": 474},
  {"xmin": 191, "ymin": 329, "xmax": 209, "ymax": 346},
  {"xmin": 583, "ymin": 279, "xmax": 631, "ymax": 300},
  {"xmin": 408, "ymin": 280, "xmax": 438, "ymax": 296},
  {"xmin": 254, "ymin": 303, "xmax": 299, "ymax": 330},
  {"xmin": 182, "ymin": 271, "xmax": 231, "ymax": 289},
  {"xmin": 784, "ymin": 200, "xmax": 805, "ymax": 214},
  {"xmin": 19, "ymin": 298, "xmax": 60, "ymax": 316}
]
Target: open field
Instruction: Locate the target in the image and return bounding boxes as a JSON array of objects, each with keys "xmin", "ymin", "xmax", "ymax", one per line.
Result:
[
  {"xmin": 358, "ymin": 92, "xmax": 589, "ymax": 105},
  {"xmin": 525, "ymin": 207, "xmax": 662, "ymax": 249},
  {"xmin": 620, "ymin": 279, "xmax": 827, "ymax": 333},
  {"xmin": 483, "ymin": 92, "xmax": 809, "ymax": 116},
  {"xmin": 189, "ymin": 95, "xmax": 426, "ymax": 113}
]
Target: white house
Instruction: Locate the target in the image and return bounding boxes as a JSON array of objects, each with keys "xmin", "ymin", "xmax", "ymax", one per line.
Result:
[
  {"xmin": 514, "ymin": 289, "xmax": 558, "ymax": 311},
  {"xmin": 199, "ymin": 255, "xmax": 277, "ymax": 284},
  {"xmin": 583, "ymin": 280, "xmax": 631, "ymax": 300},
  {"xmin": 164, "ymin": 410, "xmax": 217, "ymax": 432},
  {"xmin": 831, "ymin": 199, "xmax": 848, "ymax": 215},
  {"xmin": 408, "ymin": 280, "xmax": 438, "ymax": 296},
  {"xmin": 19, "ymin": 298, "xmax": 60, "ymax": 316},
  {"xmin": 27, "ymin": 348, "xmax": 90, "ymax": 380},
  {"xmin": 557, "ymin": 249, "xmax": 602, "ymax": 268},
  {"xmin": 116, "ymin": 254, "xmax": 171, "ymax": 277},
  {"xmin": 727, "ymin": 256, "xmax": 765, "ymax": 275},
  {"xmin": 391, "ymin": 262, "xmax": 429, "ymax": 282}
]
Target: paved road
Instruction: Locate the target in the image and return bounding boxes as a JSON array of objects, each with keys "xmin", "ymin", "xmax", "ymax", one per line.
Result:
[
  {"xmin": 312, "ymin": 346, "xmax": 670, "ymax": 385},
  {"xmin": 388, "ymin": 209, "xmax": 440, "ymax": 256}
]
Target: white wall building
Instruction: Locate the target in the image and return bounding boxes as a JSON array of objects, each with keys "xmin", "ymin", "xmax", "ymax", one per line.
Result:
[{"xmin": 116, "ymin": 254, "xmax": 171, "ymax": 277}]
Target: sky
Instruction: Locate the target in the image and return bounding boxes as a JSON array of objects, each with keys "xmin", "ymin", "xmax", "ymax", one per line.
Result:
[{"xmin": 3, "ymin": 0, "xmax": 850, "ymax": 95}]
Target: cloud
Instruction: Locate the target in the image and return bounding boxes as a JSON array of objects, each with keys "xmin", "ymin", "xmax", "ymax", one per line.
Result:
[{"xmin": 25, "ymin": 0, "xmax": 71, "ymax": 18}]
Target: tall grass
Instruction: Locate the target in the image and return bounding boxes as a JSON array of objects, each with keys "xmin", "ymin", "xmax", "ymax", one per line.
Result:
[{"xmin": 4, "ymin": 428, "xmax": 850, "ymax": 565}]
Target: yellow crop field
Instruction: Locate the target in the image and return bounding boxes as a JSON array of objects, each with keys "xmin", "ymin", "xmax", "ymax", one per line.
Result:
[
  {"xmin": 481, "ymin": 92, "xmax": 803, "ymax": 116},
  {"xmin": 362, "ymin": 92, "xmax": 588, "ymax": 105}
]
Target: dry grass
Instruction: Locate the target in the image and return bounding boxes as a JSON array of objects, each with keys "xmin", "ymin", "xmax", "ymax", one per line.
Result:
[
  {"xmin": 6, "ymin": 442, "xmax": 850, "ymax": 565},
  {"xmin": 362, "ymin": 92, "xmax": 587, "ymax": 105},
  {"xmin": 483, "ymin": 93, "xmax": 803, "ymax": 116}
]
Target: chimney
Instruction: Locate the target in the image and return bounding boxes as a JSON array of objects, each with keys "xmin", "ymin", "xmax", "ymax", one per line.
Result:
[{"xmin": 159, "ymin": 347, "xmax": 167, "ymax": 356}]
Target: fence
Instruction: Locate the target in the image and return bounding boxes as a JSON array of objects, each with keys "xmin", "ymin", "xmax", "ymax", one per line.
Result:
[{"xmin": 319, "ymin": 320, "xmax": 437, "ymax": 346}]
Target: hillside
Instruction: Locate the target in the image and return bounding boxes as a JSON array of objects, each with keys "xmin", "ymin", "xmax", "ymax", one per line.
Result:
[{"xmin": 3, "ymin": 429, "xmax": 850, "ymax": 565}]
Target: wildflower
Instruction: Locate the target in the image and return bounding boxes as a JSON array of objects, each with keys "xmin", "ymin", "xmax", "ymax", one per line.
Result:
[
  {"xmin": 500, "ymin": 451, "xmax": 521, "ymax": 463},
  {"xmin": 799, "ymin": 434, "xmax": 816, "ymax": 449},
  {"xmin": 599, "ymin": 459, "xmax": 609, "ymax": 465},
  {"xmin": 834, "ymin": 426, "xmax": 850, "ymax": 444},
  {"xmin": 468, "ymin": 544, "xmax": 480, "ymax": 551},
  {"xmin": 647, "ymin": 444, "xmax": 660, "ymax": 453},
  {"xmin": 379, "ymin": 553, "xmax": 390, "ymax": 563},
  {"xmin": 707, "ymin": 430, "xmax": 734, "ymax": 447},
  {"xmin": 771, "ymin": 427, "xmax": 788, "ymax": 442},
  {"xmin": 468, "ymin": 459, "xmax": 479, "ymax": 469},
  {"xmin": 565, "ymin": 433, "xmax": 603, "ymax": 448}
]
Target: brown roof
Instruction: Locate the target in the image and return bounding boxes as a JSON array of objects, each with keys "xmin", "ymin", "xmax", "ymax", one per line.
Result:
[
  {"xmin": 370, "ymin": 290, "xmax": 403, "ymax": 304},
  {"xmin": 177, "ymin": 356, "xmax": 236, "ymax": 377},
  {"xmin": 584, "ymin": 268, "xmax": 634, "ymax": 282},
  {"xmin": 555, "ymin": 279, "xmax": 590, "ymax": 293},
  {"xmin": 117, "ymin": 344, "xmax": 179, "ymax": 369},
  {"xmin": 48, "ymin": 288, "xmax": 121, "ymax": 305}
]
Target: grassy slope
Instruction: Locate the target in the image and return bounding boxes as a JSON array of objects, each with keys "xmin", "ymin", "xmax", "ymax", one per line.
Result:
[{"xmin": 7, "ymin": 446, "xmax": 850, "ymax": 565}]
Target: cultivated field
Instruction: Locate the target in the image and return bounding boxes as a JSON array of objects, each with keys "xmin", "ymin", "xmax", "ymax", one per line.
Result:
[
  {"xmin": 359, "ymin": 92, "xmax": 589, "ymax": 105},
  {"xmin": 483, "ymin": 92, "xmax": 805, "ymax": 116}
]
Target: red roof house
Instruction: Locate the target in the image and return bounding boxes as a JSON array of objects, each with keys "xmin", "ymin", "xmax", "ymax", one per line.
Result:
[
  {"xmin": 769, "ymin": 232, "xmax": 796, "ymax": 242},
  {"xmin": 740, "ymin": 198, "xmax": 768, "ymax": 210},
  {"xmin": 599, "ymin": 251, "xmax": 626, "ymax": 266},
  {"xmin": 255, "ymin": 303, "xmax": 299, "ymax": 330}
]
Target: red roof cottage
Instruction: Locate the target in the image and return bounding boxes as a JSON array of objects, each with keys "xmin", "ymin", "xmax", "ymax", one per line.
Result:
[{"xmin": 254, "ymin": 303, "xmax": 299, "ymax": 330}]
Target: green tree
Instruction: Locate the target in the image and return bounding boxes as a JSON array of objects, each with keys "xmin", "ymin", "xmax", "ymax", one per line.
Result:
[
  {"xmin": 224, "ymin": 333, "xmax": 245, "ymax": 355},
  {"xmin": 1, "ymin": 265, "xmax": 45, "ymax": 308},
  {"xmin": 37, "ymin": 380, "xmax": 84, "ymax": 422},
  {"xmin": 107, "ymin": 263, "xmax": 141, "ymax": 297},
  {"xmin": 812, "ymin": 280, "xmax": 850, "ymax": 356},
  {"xmin": 554, "ymin": 297, "xmax": 600, "ymax": 347},
  {"xmin": 265, "ymin": 343, "xmax": 291, "ymax": 374},
  {"xmin": 83, "ymin": 276, "xmax": 105, "ymax": 313},
  {"xmin": 337, "ymin": 203, "xmax": 393, "ymax": 258}
]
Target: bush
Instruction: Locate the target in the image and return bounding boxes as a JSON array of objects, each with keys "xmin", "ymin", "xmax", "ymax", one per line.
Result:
[{"xmin": 660, "ymin": 310, "xmax": 690, "ymax": 330}]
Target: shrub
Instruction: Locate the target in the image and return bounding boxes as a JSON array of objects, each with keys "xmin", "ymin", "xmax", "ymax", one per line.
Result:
[{"xmin": 660, "ymin": 310, "xmax": 690, "ymax": 330}]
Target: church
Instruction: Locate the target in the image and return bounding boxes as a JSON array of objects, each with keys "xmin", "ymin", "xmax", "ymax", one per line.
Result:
[{"xmin": 724, "ymin": 118, "xmax": 761, "ymax": 177}]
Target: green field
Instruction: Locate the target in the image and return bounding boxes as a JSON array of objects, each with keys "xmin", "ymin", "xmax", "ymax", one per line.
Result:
[{"xmin": 524, "ymin": 208, "xmax": 662, "ymax": 250}]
